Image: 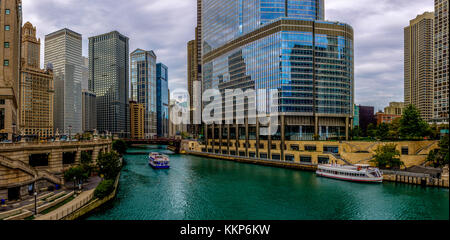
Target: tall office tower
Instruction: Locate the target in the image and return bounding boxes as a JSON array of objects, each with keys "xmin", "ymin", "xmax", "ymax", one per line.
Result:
[
  {"xmin": 130, "ymin": 49, "xmax": 157, "ymax": 139},
  {"xmin": 89, "ymin": 31, "xmax": 129, "ymax": 138},
  {"xmin": 433, "ymin": 0, "xmax": 449, "ymax": 123},
  {"xmin": 187, "ymin": 40, "xmax": 197, "ymax": 136},
  {"xmin": 0, "ymin": 0, "xmax": 22, "ymax": 141},
  {"xmin": 404, "ymin": 12, "xmax": 434, "ymax": 121},
  {"xmin": 19, "ymin": 22, "xmax": 54, "ymax": 139},
  {"xmin": 45, "ymin": 28, "xmax": 82, "ymax": 135},
  {"xmin": 156, "ymin": 63, "xmax": 169, "ymax": 138},
  {"xmin": 81, "ymin": 56, "xmax": 89, "ymax": 90},
  {"xmin": 82, "ymin": 90, "xmax": 96, "ymax": 132},
  {"xmin": 129, "ymin": 101, "xmax": 145, "ymax": 139},
  {"xmin": 201, "ymin": 0, "xmax": 354, "ymax": 160}
]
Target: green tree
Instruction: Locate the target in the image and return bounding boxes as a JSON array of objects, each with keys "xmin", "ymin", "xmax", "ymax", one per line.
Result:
[
  {"xmin": 370, "ymin": 144, "xmax": 404, "ymax": 169},
  {"xmin": 367, "ymin": 123, "xmax": 377, "ymax": 139},
  {"xmin": 351, "ymin": 126, "xmax": 362, "ymax": 139},
  {"xmin": 80, "ymin": 151, "xmax": 93, "ymax": 165},
  {"xmin": 438, "ymin": 135, "xmax": 449, "ymax": 166},
  {"xmin": 112, "ymin": 139, "xmax": 128, "ymax": 156},
  {"xmin": 64, "ymin": 166, "xmax": 89, "ymax": 183},
  {"xmin": 97, "ymin": 151, "xmax": 122, "ymax": 180},
  {"xmin": 399, "ymin": 104, "xmax": 430, "ymax": 139},
  {"xmin": 376, "ymin": 123, "xmax": 390, "ymax": 140},
  {"xmin": 388, "ymin": 118, "xmax": 401, "ymax": 140}
]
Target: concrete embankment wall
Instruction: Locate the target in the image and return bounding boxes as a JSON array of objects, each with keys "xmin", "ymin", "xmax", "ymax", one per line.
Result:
[
  {"xmin": 62, "ymin": 173, "xmax": 121, "ymax": 220},
  {"xmin": 187, "ymin": 151, "xmax": 317, "ymax": 171},
  {"xmin": 187, "ymin": 151, "xmax": 449, "ymax": 188}
]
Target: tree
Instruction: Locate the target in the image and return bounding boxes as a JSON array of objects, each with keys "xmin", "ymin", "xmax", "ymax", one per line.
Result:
[
  {"xmin": 370, "ymin": 144, "xmax": 404, "ymax": 170},
  {"xmin": 351, "ymin": 126, "xmax": 362, "ymax": 139},
  {"xmin": 388, "ymin": 118, "xmax": 401, "ymax": 140},
  {"xmin": 367, "ymin": 123, "xmax": 377, "ymax": 139},
  {"xmin": 399, "ymin": 104, "xmax": 430, "ymax": 139},
  {"xmin": 376, "ymin": 123, "xmax": 390, "ymax": 140},
  {"xmin": 80, "ymin": 151, "xmax": 93, "ymax": 165},
  {"xmin": 426, "ymin": 135, "xmax": 449, "ymax": 168},
  {"xmin": 97, "ymin": 151, "xmax": 122, "ymax": 180},
  {"xmin": 64, "ymin": 166, "xmax": 89, "ymax": 183},
  {"xmin": 94, "ymin": 180, "xmax": 115, "ymax": 199},
  {"xmin": 112, "ymin": 140, "xmax": 127, "ymax": 156}
]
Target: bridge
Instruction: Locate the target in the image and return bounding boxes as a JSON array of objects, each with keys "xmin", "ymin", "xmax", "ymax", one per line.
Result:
[{"xmin": 124, "ymin": 138, "xmax": 182, "ymax": 153}]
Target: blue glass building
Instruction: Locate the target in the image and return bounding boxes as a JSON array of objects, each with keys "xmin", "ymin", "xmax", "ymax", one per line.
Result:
[
  {"xmin": 201, "ymin": 0, "xmax": 354, "ymax": 160},
  {"xmin": 156, "ymin": 63, "xmax": 169, "ymax": 138},
  {"xmin": 130, "ymin": 49, "xmax": 157, "ymax": 138}
]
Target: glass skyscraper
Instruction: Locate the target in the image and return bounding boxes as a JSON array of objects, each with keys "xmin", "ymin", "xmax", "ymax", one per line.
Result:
[
  {"xmin": 45, "ymin": 28, "xmax": 83, "ymax": 135},
  {"xmin": 156, "ymin": 63, "xmax": 169, "ymax": 138},
  {"xmin": 130, "ymin": 49, "xmax": 157, "ymax": 139},
  {"xmin": 89, "ymin": 31, "xmax": 129, "ymax": 137},
  {"xmin": 201, "ymin": 0, "xmax": 354, "ymax": 160}
]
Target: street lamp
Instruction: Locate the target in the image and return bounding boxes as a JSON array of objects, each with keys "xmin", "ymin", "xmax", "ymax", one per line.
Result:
[
  {"xmin": 69, "ymin": 126, "xmax": 72, "ymax": 141},
  {"xmin": 73, "ymin": 176, "xmax": 76, "ymax": 195},
  {"xmin": 33, "ymin": 181, "xmax": 37, "ymax": 215}
]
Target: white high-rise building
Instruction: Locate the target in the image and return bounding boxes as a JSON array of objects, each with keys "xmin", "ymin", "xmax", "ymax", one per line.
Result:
[{"xmin": 44, "ymin": 28, "xmax": 82, "ymax": 135}]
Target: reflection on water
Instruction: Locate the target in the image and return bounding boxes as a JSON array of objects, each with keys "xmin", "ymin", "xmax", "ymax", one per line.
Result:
[{"xmin": 87, "ymin": 146, "xmax": 450, "ymax": 220}]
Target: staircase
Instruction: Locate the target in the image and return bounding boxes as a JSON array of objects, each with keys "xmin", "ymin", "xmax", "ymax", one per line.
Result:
[
  {"xmin": 415, "ymin": 141, "xmax": 438, "ymax": 155},
  {"xmin": 0, "ymin": 155, "xmax": 62, "ymax": 185},
  {"xmin": 330, "ymin": 153, "xmax": 353, "ymax": 166}
]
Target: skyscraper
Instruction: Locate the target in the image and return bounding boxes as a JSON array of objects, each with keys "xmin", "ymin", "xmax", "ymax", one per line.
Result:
[
  {"xmin": 44, "ymin": 28, "xmax": 82, "ymax": 135},
  {"xmin": 89, "ymin": 31, "xmax": 129, "ymax": 138},
  {"xmin": 129, "ymin": 101, "xmax": 145, "ymax": 139},
  {"xmin": 156, "ymin": 63, "xmax": 169, "ymax": 138},
  {"xmin": 20, "ymin": 22, "xmax": 54, "ymax": 139},
  {"xmin": 187, "ymin": 40, "xmax": 197, "ymax": 136},
  {"xmin": 82, "ymin": 89, "xmax": 96, "ymax": 132},
  {"xmin": 0, "ymin": 0, "xmax": 22, "ymax": 141},
  {"xmin": 433, "ymin": 0, "xmax": 449, "ymax": 123},
  {"xmin": 201, "ymin": 0, "xmax": 354, "ymax": 160},
  {"xmin": 404, "ymin": 12, "xmax": 434, "ymax": 121},
  {"xmin": 130, "ymin": 49, "xmax": 157, "ymax": 139},
  {"xmin": 81, "ymin": 56, "xmax": 89, "ymax": 90}
]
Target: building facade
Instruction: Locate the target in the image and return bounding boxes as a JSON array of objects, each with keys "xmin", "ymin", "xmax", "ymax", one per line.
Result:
[
  {"xmin": 89, "ymin": 31, "xmax": 129, "ymax": 138},
  {"xmin": 156, "ymin": 63, "xmax": 169, "ymax": 138},
  {"xmin": 358, "ymin": 106, "xmax": 376, "ymax": 136},
  {"xmin": 129, "ymin": 100, "xmax": 145, "ymax": 139},
  {"xmin": 19, "ymin": 22, "xmax": 54, "ymax": 139},
  {"xmin": 404, "ymin": 12, "xmax": 435, "ymax": 121},
  {"xmin": 201, "ymin": 0, "xmax": 353, "ymax": 161},
  {"xmin": 384, "ymin": 102, "xmax": 405, "ymax": 115},
  {"xmin": 82, "ymin": 89, "xmax": 96, "ymax": 132},
  {"xmin": 44, "ymin": 28, "xmax": 82, "ymax": 135},
  {"xmin": 130, "ymin": 49, "xmax": 157, "ymax": 139},
  {"xmin": 169, "ymin": 99, "xmax": 188, "ymax": 138},
  {"xmin": 81, "ymin": 56, "xmax": 89, "ymax": 90},
  {"xmin": 375, "ymin": 112, "xmax": 401, "ymax": 125},
  {"xmin": 433, "ymin": 0, "xmax": 449, "ymax": 123},
  {"xmin": 187, "ymin": 39, "xmax": 199, "ymax": 136},
  {"xmin": 0, "ymin": 0, "xmax": 22, "ymax": 141}
]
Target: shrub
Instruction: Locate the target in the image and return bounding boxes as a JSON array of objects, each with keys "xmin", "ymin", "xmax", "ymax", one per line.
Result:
[
  {"xmin": 112, "ymin": 140, "xmax": 128, "ymax": 156},
  {"xmin": 94, "ymin": 180, "xmax": 115, "ymax": 199},
  {"xmin": 64, "ymin": 166, "xmax": 89, "ymax": 182},
  {"xmin": 370, "ymin": 144, "xmax": 404, "ymax": 170}
]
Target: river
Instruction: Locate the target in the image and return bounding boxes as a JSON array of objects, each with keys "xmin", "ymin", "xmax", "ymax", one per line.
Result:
[{"xmin": 87, "ymin": 145, "xmax": 449, "ymax": 220}]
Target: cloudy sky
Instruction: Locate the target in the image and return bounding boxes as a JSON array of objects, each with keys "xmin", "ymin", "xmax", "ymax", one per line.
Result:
[{"xmin": 23, "ymin": 0, "xmax": 434, "ymax": 111}]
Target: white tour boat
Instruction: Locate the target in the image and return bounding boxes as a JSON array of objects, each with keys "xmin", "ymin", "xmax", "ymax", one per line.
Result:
[{"xmin": 316, "ymin": 164, "xmax": 383, "ymax": 183}]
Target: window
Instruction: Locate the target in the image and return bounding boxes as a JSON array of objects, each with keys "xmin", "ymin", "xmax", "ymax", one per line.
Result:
[
  {"xmin": 3, "ymin": 60, "xmax": 9, "ymax": 66},
  {"xmin": 401, "ymin": 147, "xmax": 409, "ymax": 155},
  {"xmin": 305, "ymin": 145, "xmax": 317, "ymax": 151},
  {"xmin": 0, "ymin": 99, "xmax": 5, "ymax": 105},
  {"xmin": 5, "ymin": 9, "xmax": 10, "ymax": 15},
  {"xmin": 285, "ymin": 155, "xmax": 295, "ymax": 162},
  {"xmin": 0, "ymin": 108, "xmax": 4, "ymax": 130},
  {"xmin": 4, "ymin": 42, "xmax": 9, "ymax": 48},
  {"xmin": 300, "ymin": 155, "xmax": 312, "ymax": 163},
  {"xmin": 290, "ymin": 145, "xmax": 299, "ymax": 151},
  {"xmin": 272, "ymin": 154, "xmax": 281, "ymax": 160},
  {"xmin": 5, "ymin": 25, "xmax": 10, "ymax": 31}
]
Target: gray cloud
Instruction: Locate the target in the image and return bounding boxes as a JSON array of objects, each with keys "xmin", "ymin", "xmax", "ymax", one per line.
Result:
[{"xmin": 23, "ymin": 0, "xmax": 434, "ymax": 111}]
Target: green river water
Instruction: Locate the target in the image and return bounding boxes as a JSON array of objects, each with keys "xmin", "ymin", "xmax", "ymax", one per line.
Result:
[{"xmin": 87, "ymin": 146, "xmax": 449, "ymax": 220}]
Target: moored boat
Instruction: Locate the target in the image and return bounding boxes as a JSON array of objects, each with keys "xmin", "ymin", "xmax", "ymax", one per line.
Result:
[
  {"xmin": 316, "ymin": 164, "xmax": 383, "ymax": 183},
  {"xmin": 149, "ymin": 152, "xmax": 170, "ymax": 169}
]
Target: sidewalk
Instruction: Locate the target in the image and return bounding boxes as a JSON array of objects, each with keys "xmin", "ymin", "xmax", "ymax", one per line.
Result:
[{"xmin": 35, "ymin": 189, "xmax": 95, "ymax": 220}]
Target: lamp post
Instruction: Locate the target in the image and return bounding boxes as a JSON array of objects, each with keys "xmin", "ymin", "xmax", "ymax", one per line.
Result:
[
  {"xmin": 73, "ymin": 176, "xmax": 76, "ymax": 195},
  {"xmin": 33, "ymin": 181, "xmax": 37, "ymax": 215},
  {"xmin": 69, "ymin": 125, "xmax": 72, "ymax": 141}
]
